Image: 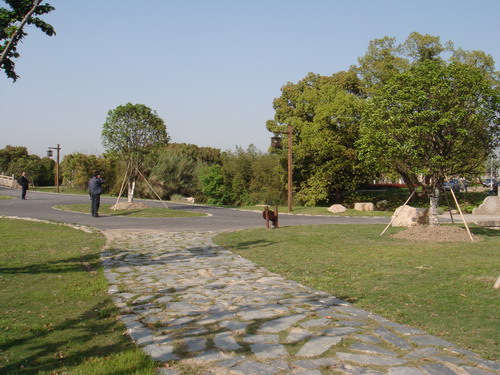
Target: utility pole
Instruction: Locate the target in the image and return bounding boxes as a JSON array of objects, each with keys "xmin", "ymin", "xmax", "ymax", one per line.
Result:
[{"xmin": 48, "ymin": 144, "xmax": 61, "ymax": 193}]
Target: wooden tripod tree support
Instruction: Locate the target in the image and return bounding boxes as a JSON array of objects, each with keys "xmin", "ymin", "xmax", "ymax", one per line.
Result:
[
  {"xmin": 113, "ymin": 163, "xmax": 131, "ymax": 211},
  {"xmin": 112, "ymin": 164, "xmax": 169, "ymax": 210}
]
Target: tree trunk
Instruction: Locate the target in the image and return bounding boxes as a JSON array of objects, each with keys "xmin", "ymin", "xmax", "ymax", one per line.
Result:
[
  {"xmin": 127, "ymin": 179, "xmax": 136, "ymax": 203},
  {"xmin": 428, "ymin": 187, "xmax": 440, "ymax": 226}
]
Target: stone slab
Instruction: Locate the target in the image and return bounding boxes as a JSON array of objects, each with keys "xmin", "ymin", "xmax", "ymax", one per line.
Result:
[
  {"xmin": 296, "ymin": 336, "xmax": 342, "ymax": 357},
  {"xmin": 250, "ymin": 343, "xmax": 288, "ymax": 359},
  {"xmin": 336, "ymin": 352, "xmax": 406, "ymax": 366}
]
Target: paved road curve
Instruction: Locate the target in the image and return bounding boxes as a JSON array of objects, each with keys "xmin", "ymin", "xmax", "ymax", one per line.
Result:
[{"xmin": 0, "ymin": 187, "xmax": 390, "ymax": 231}]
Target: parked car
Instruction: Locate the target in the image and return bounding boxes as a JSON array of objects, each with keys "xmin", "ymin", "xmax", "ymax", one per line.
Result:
[
  {"xmin": 443, "ymin": 179, "xmax": 461, "ymax": 192},
  {"xmin": 482, "ymin": 178, "xmax": 497, "ymax": 187}
]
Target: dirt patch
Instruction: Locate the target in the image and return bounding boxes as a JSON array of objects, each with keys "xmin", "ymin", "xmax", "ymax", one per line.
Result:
[
  {"xmin": 110, "ymin": 202, "xmax": 150, "ymax": 210},
  {"xmin": 391, "ymin": 225, "xmax": 479, "ymax": 242}
]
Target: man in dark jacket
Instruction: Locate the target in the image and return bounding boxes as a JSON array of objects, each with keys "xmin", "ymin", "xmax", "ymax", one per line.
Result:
[
  {"xmin": 88, "ymin": 172, "xmax": 105, "ymax": 217},
  {"xmin": 18, "ymin": 171, "xmax": 29, "ymax": 200}
]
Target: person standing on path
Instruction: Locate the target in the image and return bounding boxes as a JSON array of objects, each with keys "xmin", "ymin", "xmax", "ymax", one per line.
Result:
[
  {"xmin": 17, "ymin": 171, "xmax": 29, "ymax": 200},
  {"xmin": 88, "ymin": 172, "xmax": 105, "ymax": 217}
]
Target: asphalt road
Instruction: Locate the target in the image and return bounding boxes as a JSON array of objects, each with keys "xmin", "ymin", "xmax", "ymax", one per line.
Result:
[{"xmin": 0, "ymin": 187, "xmax": 390, "ymax": 231}]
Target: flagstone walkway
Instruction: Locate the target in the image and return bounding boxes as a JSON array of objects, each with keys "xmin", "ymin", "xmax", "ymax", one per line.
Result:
[{"xmin": 102, "ymin": 230, "xmax": 499, "ymax": 375}]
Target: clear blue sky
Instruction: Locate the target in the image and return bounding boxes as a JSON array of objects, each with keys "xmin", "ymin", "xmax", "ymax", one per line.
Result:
[{"xmin": 1, "ymin": 0, "xmax": 499, "ymax": 158}]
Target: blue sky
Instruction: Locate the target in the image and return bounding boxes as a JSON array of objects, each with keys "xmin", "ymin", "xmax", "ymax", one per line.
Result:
[{"xmin": 1, "ymin": 0, "xmax": 499, "ymax": 158}]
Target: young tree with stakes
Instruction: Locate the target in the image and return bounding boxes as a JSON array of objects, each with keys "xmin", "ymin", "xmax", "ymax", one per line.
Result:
[{"xmin": 102, "ymin": 103, "xmax": 169, "ymax": 203}]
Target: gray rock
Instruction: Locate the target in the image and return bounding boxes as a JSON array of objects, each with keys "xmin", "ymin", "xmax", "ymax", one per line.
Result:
[
  {"xmin": 374, "ymin": 326, "xmax": 412, "ymax": 349},
  {"xmin": 322, "ymin": 327, "xmax": 360, "ymax": 336},
  {"xmin": 214, "ymin": 332, "xmax": 242, "ymax": 351},
  {"xmin": 142, "ymin": 344, "xmax": 178, "ymax": 361},
  {"xmin": 300, "ymin": 318, "xmax": 330, "ymax": 328},
  {"xmin": 260, "ymin": 314, "xmax": 307, "ymax": 332},
  {"xmin": 231, "ymin": 360, "xmax": 280, "ymax": 375},
  {"xmin": 219, "ymin": 320, "xmax": 248, "ymax": 331},
  {"xmin": 353, "ymin": 334, "xmax": 381, "ymax": 344},
  {"xmin": 419, "ymin": 363, "xmax": 458, "ymax": 375},
  {"xmin": 285, "ymin": 327, "xmax": 312, "ymax": 343},
  {"xmin": 243, "ymin": 334, "xmax": 280, "ymax": 343},
  {"xmin": 216, "ymin": 355, "xmax": 246, "ymax": 368},
  {"xmin": 403, "ymin": 348, "xmax": 439, "ymax": 359},
  {"xmin": 388, "ymin": 367, "xmax": 425, "ymax": 375},
  {"xmin": 293, "ymin": 357, "xmax": 339, "ymax": 370},
  {"xmin": 237, "ymin": 309, "xmax": 279, "ymax": 321},
  {"xmin": 462, "ymin": 366, "xmax": 496, "ymax": 375},
  {"xmin": 184, "ymin": 337, "xmax": 207, "ymax": 352},
  {"xmin": 349, "ymin": 342, "xmax": 397, "ymax": 356},
  {"xmin": 193, "ymin": 350, "xmax": 233, "ymax": 362},
  {"xmin": 296, "ymin": 336, "xmax": 342, "ymax": 357},
  {"xmin": 468, "ymin": 358, "xmax": 500, "ymax": 371},
  {"xmin": 250, "ymin": 343, "xmax": 288, "ymax": 359},
  {"xmin": 409, "ymin": 335, "xmax": 454, "ymax": 347},
  {"xmin": 336, "ymin": 352, "xmax": 406, "ymax": 366},
  {"xmin": 128, "ymin": 327, "xmax": 154, "ymax": 346}
]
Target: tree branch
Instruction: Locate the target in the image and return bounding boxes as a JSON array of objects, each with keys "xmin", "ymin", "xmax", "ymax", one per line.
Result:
[{"xmin": 0, "ymin": 0, "xmax": 43, "ymax": 65}]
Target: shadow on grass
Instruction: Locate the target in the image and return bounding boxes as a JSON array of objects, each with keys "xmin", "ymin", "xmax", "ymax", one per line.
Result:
[
  {"xmin": 218, "ymin": 239, "xmax": 275, "ymax": 251},
  {"xmin": 0, "ymin": 253, "xmax": 101, "ymax": 275},
  {"xmin": 106, "ymin": 210, "xmax": 142, "ymax": 216},
  {"xmin": 468, "ymin": 226, "xmax": 500, "ymax": 238},
  {"xmin": 0, "ymin": 301, "xmax": 138, "ymax": 374}
]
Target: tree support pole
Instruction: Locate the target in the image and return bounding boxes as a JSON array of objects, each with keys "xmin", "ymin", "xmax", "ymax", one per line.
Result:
[
  {"xmin": 443, "ymin": 190, "xmax": 455, "ymax": 224},
  {"xmin": 113, "ymin": 163, "xmax": 130, "ymax": 211},
  {"xmin": 136, "ymin": 168, "xmax": 169, "ymax": 209},
  {"xmin": 446, "ymin": 176, "xmax": 474, "ymax": 242},
  {"xmin": 380, "ymin": 190, "xmax": 416, "ymax": 236}
]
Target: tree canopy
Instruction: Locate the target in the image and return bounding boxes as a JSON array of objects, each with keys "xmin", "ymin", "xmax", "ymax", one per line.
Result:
[
  {"xmin": 359, "ymin": 60, "xmax": 500, "ymax": 221},
  {"xmin": 0, "ymin": 0, "xmax": 55, "ymax": 81},
  {"xmin": 102, "ymin": 103, "xmax": 169, "ymax": 202},
  {"xmin": 267, "ymin": 71, "xmax": 369, "ymax": 205}
]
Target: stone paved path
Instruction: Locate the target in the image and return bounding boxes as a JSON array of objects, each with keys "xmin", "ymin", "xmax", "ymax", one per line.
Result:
[{"xmin": 102, "ymin": 230, "xmax": 499, "ymax": 375}]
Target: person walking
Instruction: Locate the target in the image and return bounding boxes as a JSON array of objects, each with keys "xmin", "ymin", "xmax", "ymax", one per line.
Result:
[
  {"xmin": 18, "ymin": 171, "xmax": 29, "ymax": 200},
  {"xmin": 88, "ymin": 172, "xmax": 105, "ymax": 217}
]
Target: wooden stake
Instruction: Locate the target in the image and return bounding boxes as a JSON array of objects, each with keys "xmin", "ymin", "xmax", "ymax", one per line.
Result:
[
  {"xmin": 446, "ymin": 176, "xmax": 474, "ymax": 242},
  {"xmin": 443, "ymin": 189, "xmax": 455, "ymax": 224},
  {"xmin": 380, "ymin": 190, "xmax": 416, "ymax": 236},
  {"xmin": 136, "ymin": 168, "xmax": 169, "ymax": 209},
  {"xmin": 113, "ymin": 163, "xmax": 130, "ymax": 211}
]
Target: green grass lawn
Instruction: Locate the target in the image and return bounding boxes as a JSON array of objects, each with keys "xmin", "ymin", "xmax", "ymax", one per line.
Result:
[
  {"xmin": 0, "ymin": 195, "xmax": 15, "ymax": 199},
  {"xmin": 0, "ymin": 218, "xmax": 157, "ymax": 374},
  {"xmin": 214, "ymin": 224, "xmax": 500, "ymax": 360},
  {"xmin": 54, "ymin": 204, "xmax": 206, "ymax": 218}
]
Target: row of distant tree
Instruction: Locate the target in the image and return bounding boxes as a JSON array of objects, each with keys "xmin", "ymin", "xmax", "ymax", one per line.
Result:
[{"xmin": 0, "ymin": 143, "xmax": 286, "ymax": 206}]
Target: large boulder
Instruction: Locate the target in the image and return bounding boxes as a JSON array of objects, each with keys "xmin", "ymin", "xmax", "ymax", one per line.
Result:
[
  {"xmin": 472, "ymin": 196, "xmax": 500, "ymax": 215},
  {"xmin": 327, "ymin": 204, "xmax": 347, "ymax": 213},
  {"xmin": 392, "ymin": 205, "xmax": 429, "ymax": 227},
  {"xmin": 354, "ymin": 202, "xmax": 374, "ymax": 212}
]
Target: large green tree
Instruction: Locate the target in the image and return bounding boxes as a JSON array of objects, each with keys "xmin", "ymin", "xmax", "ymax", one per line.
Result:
[
  {"xmin": 267, "ymin": 71, "xmax": 369, "ymax": 205},
  {"xmin": 102, "ymin": 103, "xmax": 169, "ymax": 202},
  {"xmin": 0, "ymin": 0, "xmax": 55, "ymax": 81},
  {"xmin": 359, "ymin": 60, "xmax": 500, "ymax": 223}
]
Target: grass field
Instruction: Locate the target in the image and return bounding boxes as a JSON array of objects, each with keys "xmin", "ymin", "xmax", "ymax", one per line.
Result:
[
  {"xmin": 54, "ymin": 204, "xmax": 206, "ymax": 218},
  {"xmin": 214, "ymin": 224, "xmax": 500, "ymax": 360},
  {"xmin": 0, "ymin": 218, "xmax": 157, "ymax": 374}
]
